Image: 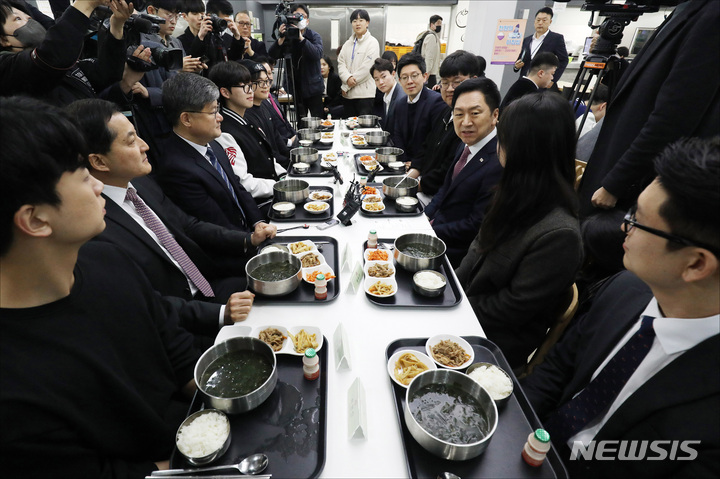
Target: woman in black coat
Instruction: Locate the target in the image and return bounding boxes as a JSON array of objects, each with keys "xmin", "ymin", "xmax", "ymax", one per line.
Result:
[{"xmin": 321, "ymin": 55, "xmax": 343, "ymax": 118}]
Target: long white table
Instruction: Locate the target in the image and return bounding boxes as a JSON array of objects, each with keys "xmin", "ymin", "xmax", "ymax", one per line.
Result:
[{"xmin": 216, "ymin": 121, "xmax": 485, "ymax": 478}]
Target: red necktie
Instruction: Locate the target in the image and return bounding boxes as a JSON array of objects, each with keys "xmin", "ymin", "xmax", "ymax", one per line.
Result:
[
  {"xmin": 269, "ymin": 95, "xmax": 284, "ymax": 120},
  {"xmin": 451, "ymin": 146, "xmax": 472, "ymax": 181}
]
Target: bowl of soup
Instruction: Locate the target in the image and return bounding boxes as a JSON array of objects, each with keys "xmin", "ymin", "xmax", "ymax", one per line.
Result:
[
  {"xmin": 404, "ymin": 369, "xmax": 498, "ymax": 461},
  {"xmin": 245, "ymin": 251, "xmax": 302, "ymax": 296},
  {"xmin": 393, "ymin": 233, "xmax": 446, "ymax": 272},
  {"xmin": 195, "ymin": 336, "xmax": 278, "ymax": 414}
]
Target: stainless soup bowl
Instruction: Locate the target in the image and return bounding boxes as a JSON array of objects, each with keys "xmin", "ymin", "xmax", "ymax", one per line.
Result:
[
  {"xmin": 393, "ymin": 233, "xmax": 446, "ymax": 272},
  {"xmin": 382, "ymin": 175, "xmax": 418, "ymax": 198},
  {"xmin": 404, "ymin": 369, "xmax": 498, "ymax": 461},
  {"xmin": 290, "ymin": 147, "xmax": 320, "ymax": 165},
  {"xmin": 357, "ymin": 114, "xmax": 380, "ymax": 128},
  {"xmin": 273, "ymin": 179, "xmax": 310, "ymax": 203},
  {"xmin": 245, "ymin": 251, "xmax": 302, "ymax": 296},
  {"xmin": 195, "ymin": 337, "xmax": 278, "ymax": 414},
  {"xmin": 365, "ymin": 130, "xmax": 390, "ymax": 146},
  {"xmin": 300, "ymin": 116, "xmax": 322, "ymax": 129},
  {"xmin": 375, "ymin": 147, "xmax": 404, "ymax": 164},
  {"xmin": 297, "ymin": 128, "xmax": 321, "ymax": 142}
]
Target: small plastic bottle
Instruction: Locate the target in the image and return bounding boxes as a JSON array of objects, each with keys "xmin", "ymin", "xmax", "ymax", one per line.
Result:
[
  {"xmin": 522, "ymin": 428, "xmax": 551, "ymax": 467},
  {"xmin": 367, "ymin": 230, "xmax": 378, "ymax": 249},
  {"xmin": 303, "ymin": 348, "xmax": 320, "ymax": 380},
  {"xmin": 359, "ymin": 176, "xmax": 367, "ymax": 188},
  {"xmin": 314, "ymin": 273, "xmax": 327, "ymax": 300}
]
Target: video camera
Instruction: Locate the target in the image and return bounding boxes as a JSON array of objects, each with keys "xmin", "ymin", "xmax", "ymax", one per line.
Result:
[
  {"xmin": 273, "ymin": 0, "xmax": 303, "ymax": 41},
  {"xmin": 126, "ymin": 44, "xmax": 184, "ymax": 72}
]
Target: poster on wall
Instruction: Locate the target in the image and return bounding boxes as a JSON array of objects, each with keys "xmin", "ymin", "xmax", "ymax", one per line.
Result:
[{"xmin": 490, "ymin": 19, "xmax": 527, "ymax": 65}]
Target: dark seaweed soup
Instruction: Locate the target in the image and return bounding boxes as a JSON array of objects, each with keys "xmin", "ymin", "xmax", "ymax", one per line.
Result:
[
  {"xmin": 409, "ymin": 383, "xmax": 489, "ymax": 445},
  {"xmin": 275, "ymin": 183, "xmax": 304, "ymax": 192},
  {"xmin": 251, "ymin": 261, "xmax": 298, "ymax": 281},
  {"xmin": 401, "ymin": 242, "xmax": 441, "ymax": 259},
  {"xmin": 201, "ymin": 350, "xmax": 273, "ymax": 398}
]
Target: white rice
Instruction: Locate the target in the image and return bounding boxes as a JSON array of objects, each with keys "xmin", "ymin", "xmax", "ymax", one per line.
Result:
[
  {"xmin": 273, "ymin": 202, "xmax": 295, "ymax": 212},
  {"xmin": 396, "ymin": 196, "xmax": 418, "ymax": 205},
  {"xmin": 468, "ymin": 365, "xmax": 513, "ymax": 400},
  {"xmin": 176, "ymin": 411, "xmax": 229, "ymax": 458},
  {"xmin": 414, "ymin": 271, "xmax": 446, "ymax": 289}
]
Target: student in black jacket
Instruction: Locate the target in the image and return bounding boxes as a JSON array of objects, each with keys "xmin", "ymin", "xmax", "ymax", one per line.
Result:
[{"xmin": 321, "ymin": 55, "xmax": 343, "ymax": 117}]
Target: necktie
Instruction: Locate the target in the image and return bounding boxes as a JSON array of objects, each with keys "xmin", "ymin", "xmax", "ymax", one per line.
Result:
[
  {"xmin": 451, "ymin": 146, "xmax": 472, "ymax": 181},
  {"xmin": 544, "ymin": 315, "xmax": 656, "ymax": 445},
  {"xmin": 125, "ymin": 187, "xmax": 215, "ymax": 298},
  {"xmin": 206, "ymin": 147, "xmax": 247, "ymax": 226}
]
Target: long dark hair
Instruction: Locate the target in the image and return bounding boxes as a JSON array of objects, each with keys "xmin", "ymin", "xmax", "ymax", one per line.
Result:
[{"xmin": 480, "ymin": 91, "xmax": 578, "ymax": 253}]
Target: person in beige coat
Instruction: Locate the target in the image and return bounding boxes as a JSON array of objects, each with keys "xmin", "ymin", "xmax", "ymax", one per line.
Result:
[
  {"xmin": 417, "ymin": 14, "xmax": 443, "ymax": 88},
  {"xmin": 337, "ymin": 9, "xmax": 380, "ymax": 117}
]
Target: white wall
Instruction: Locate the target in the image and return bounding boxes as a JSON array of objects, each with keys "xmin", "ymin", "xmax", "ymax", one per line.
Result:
[{"xmin": 384, "ymin": 5, "xmax": 452, "ymax": 46}]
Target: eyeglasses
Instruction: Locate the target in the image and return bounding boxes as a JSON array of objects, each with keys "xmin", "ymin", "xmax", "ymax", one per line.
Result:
[
  {"xmin": 157, "ymin": 9, "xmax": 178, "ymax": 21},
  {"xmin": 399, "ymin": 72, "xmax": 422, "ymax": 83},
  {"xmin": 186, "ymin": 105, "xmax": 220, "ymax": 116},
  {"xmin": 440, "ymin": 80, "xmax": 463, "ymax": 90},
  {"xmin": 622, "ymin": 206, "xmax": 719, "ymax": 255},
  {"xmin": 232, "ymin": 83, "xmax": 257, "ymax": 93},
  {"xmin": 253, "ymin": 80, "xmax": 271, "ymax": 88},
  {"xmin": 237, "ymin": 21, "xmax": 252, "ymax": 27}
]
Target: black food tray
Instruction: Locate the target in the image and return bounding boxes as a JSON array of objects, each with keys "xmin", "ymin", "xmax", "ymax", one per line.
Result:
[
  {"xmin": 311, "ymin": 140, "xmax": 333, "ymax": 151},
  {"xmin": 254, "ymin": 235, "xmax": 340, "ymax": 304},
  {"xmin": 386, "ymin": 337, "xmax": 568, "ymax": 479},
  {"xmin": 170, "ymin": 340, "xmax": 328, "ymax": 478},
  {"xmin": 354, "ymin": 153, "xmax": 403, "ymax": 177},
  {"xmin": 360, "ymin": 182, "xmax": 424, "ymax": 218},
  {"xmin": 363, "ymin": 238, "xmax": 461, "ymax": 308},
  {"xmin": 288, "ymin": 155, "xmax": 332, "ymax": 177},
  {"xmin": 267, "ymin": 186, "xmax": 334, "ymax": 222}
]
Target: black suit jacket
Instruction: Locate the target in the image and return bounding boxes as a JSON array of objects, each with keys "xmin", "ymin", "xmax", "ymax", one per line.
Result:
[
  {"xmin": 418, "ymin": 106, "xmax": 461, "ymax": 197},
  {"xmin": 94, "ymin": 176, "xmax": 253, "ymax": 335},
  {"xmin": 243, "ymin": 37, "xmax": 268, "ymax": 61},
  {"xmin": 245, "ymin": 104, "xmax": 290, "ymax": 168},
  {"xmin": 391, "ymin": 86, "xmax": 446, "ymax": 169},
  {"xmin": 267, "ymin": 93, "xmax": 296, "ymax": 142},
  {"xmin": 499, "ymin": 77, "xmax": 538, "ymax": 115},
  {"xmin": 578, "ymin": 0, "xmax": 720, "ymax": 215},
  {"xmin": 373, "ymin": 83, "xmax": 407, "ymax": 136},
  {"xmin": 424, "ymin": 137, "xmax": 503, "ymax": 267},
  {"xmin": 515, "ymin": 30, "xmax": 568, "ymax": 84},
  {"xmin": 521, "ymin": 271, "xmax": 720, "ymax": 478},
  {"xmin": 153, "ymin": 134, "xmax": 263, "ymax": 231},
  {"xmin": 220, "ymin": 108, "xmax": 279, "ymax": 182}
]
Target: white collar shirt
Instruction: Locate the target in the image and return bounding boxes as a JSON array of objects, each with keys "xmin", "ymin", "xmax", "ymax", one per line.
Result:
[
  {"xmin": 383, "ymin": 82, "xmax": 398, "ymax": 114},
  {"xmin": 530, "ymin": 30, "xmax": 549, "ymax": 59}
]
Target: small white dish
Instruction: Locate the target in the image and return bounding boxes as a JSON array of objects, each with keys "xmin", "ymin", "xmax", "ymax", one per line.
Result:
[
  {"xmin": 288, "ymin": 239, "xmax": 316, "ymax": 255},
  {"xmin": 425, "ymin": 334, "xmax": 475, "ymax": 370},
  {"xmin": 360, "ymin": 193, "xmax": 383, "ymax": 203},
  {"xmin": 308, "ymin": 190, "xmax": 333, "ymax": 202},
  {"xmin": 364, "ymin": 260, "xmax": 395, "ymax": 279},
  {"xmin": 387, "ymin": 350, "xmax": 437, "ymax": 388},
  {"xmin": 252, "ymin": 325, "xmax": 289, "ymax": 353},
  {"xmin": 304, "ymin": 201, "xmax": 330, "ymax": 214},
  {"xmin": 213, "ymin": 324, "xmax": 252, "ymax": 345},
  {"xmin": 286, "ymin": 326, "xmax": 323, "ymax": 355},
  {"xmin": 361, "ymin": 201, "xmax": 386, "ymax": 213},
  {"xmin": 302, "ymin": 263, "xmax": 336, "ymax": 284},
  {"xmin": 297, "ymin": 250, "xmax": 326, "ymax": 269},
  {"xmin": 363, "ymin": 248, "xmax": 391, "ymax": 263},
  {"xmin": 364, "ymin": 276, "xmax": 397, "ymax": 298}
]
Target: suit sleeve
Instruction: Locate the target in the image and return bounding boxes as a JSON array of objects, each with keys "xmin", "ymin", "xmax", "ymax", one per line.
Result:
[
  {"xmin": 550, "ymin": 33, "xmax": 569, "ymax": 83},
  {"xmin": 301, "ymin": 31, "xmax": 323, "ymax": 61}
]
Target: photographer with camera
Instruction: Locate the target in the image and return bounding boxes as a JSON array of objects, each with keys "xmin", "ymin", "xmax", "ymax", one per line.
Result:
[
  {"xmin": 0, "ymin": 0, "xmax": 138, "ymax": 105},
  {"xmin": 187, "ymin": 0, "xmax": 245, "ymax": 74},
  {"xmin": 269, "ymin": 2, "xmax": 324, "ymax": 118}
]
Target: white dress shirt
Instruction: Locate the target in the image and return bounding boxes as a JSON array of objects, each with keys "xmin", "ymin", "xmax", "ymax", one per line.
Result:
[
  {"xmin": 569, "ymin": 298, "xmax": 720, "ymax": 446},
  {"xmin": 383, "ymin": 82, "xmax": 398, "ymax": 114},
  {"xmin": 530, "ymin": 30, "xmax": 549, "ymax": 60},
  {"xmin": 407, "ymin": 85, "xmax": 423, "ymax": 104}
]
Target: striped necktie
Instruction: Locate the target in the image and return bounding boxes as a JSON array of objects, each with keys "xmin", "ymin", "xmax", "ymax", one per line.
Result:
[
  {"xmin": 125, "ymin": 187, "xmax": 215, "ymax": 298},
  {"xmin": 206, "ymin": 146, "xmax": 247, "ymax": 226}
]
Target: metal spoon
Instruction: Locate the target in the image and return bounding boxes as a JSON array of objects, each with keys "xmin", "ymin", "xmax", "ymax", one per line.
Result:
[
  {"xmin": 437, "ymin": 473, "xmax": 461, "ymax": 479},
  {"xmin": 276, "ymin": 224, "xmax": 309, "ymax": 234},
  {"xmin": 151, "ymin": 453, "xmax": 269, "ymax": 476}
]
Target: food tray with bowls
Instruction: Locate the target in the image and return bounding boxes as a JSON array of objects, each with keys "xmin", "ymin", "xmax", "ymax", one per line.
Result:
[
  {"xmin": 350, "ymin": 134, "xmax": 376, "ymax": 150},
  {"xmin": 253, "ymin": 236, "xmax": 340, "ymax": 304},
  {"xmin": 386, "ymin": 336, "xmax": 568, "ymax": 479},
  {"xmin": 362, "ymin": 239, "xmax": 462, "ymax": 308},
  {"xmin": 288, "ymin": 154, "xmax": 333, "ymax": 177},
  {"xmin": 354, "ymin": 154, "xmax": 403, "ymax": 176},
  {"xmin": 309, "ymin": 139, "xmax": 333, "ymax": 151},
  {"xmin": 359, "ymin": 182, "xmax": 424, "ymax": 217},
  {"xmin": 267, "ymin": 186, "xmax": 334, "ymax": 222},
  {"xmin": 170, "ymin": 338, "xmax": 328, "ymax": 478}
]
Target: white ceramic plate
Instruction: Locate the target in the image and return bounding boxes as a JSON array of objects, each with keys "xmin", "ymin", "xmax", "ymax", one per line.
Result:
[
  {"xmin": 288, "ymin": 240, "xmax": 316, "ymax": 256},
  {"xmin": 360, "ymin": 193, "xmax": 382, "ymax": 203},
  {"xmin": 302, "ymin": 263, "xmax": 336, "ymax": 284},
  {"xmin": 363, "ymin": 248, "xmax": 392, "ymax": 263},
  {"xmin": 213, "ymin": 324, "xmax": 252, "ymax": 345},
  {"xmin": 308, "ymin": 190, "xmax": 333, "ymax": 202},
  {"xmin": 361, "ymin": 202, "xmax": 386, "ymax": 213},
  {"xmin": 297, "ymin": 250, "xmax": 326, "ymax": 269},
  {"xmin": 304, "ymin": 201, "xmax": 330, "ymax": 214},
  {"xmin": 364, "ymin": 276, "xmax": 398, "ymax": 298},
  {"xmin": 363, "ymin": 260, "xmax": 395, "ymax": 280},
  {"xmin": 387, "ymin": 350, "xmax": 437, "ymax": 388},
  {"xmin": 285, "ymin": 326, "xmax": 323, "ymax": 356},
  {"xmin": 425, "ymin": 334, "xmax": 475, "ymax": 370}
]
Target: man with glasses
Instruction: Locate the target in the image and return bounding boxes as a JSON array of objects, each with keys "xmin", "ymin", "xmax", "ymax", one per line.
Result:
[
  {"xmin": 390, "ymin": 52, "xmax": 445, "ymax": 172},
  {"xmin": 522, "ymin": 137, "xmax": 720, "ymax": 478},
  {"xmin": 155, "ymin": 72, "xmax": 273, "ymax": 236},
  {"xmin": 235, "ymin": 10, "xmax": 267, "ymax": 61},
  {"xmin": 143, "ymin": 0, "xmax": 183, "ymax": 50}
]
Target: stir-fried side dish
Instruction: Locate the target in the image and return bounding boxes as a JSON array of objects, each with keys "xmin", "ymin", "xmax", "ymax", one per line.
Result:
[
  {"xmin": 363, "ymin": 203, "xmax": 385, "ymax": 212},
  {"xmin": 363, "ymin": 196, "xmax": 382, "ymax": 203},
  {"xmin": 259, "ymin": 328, "xmax": 287, "ymax": 352},
  {"xmin": 361, "ymin": 186, "xmax": 377, "ymax": 195},
  {"xmin": 368, "ymin": 281, "xmax": 394, "ymax": 296},
  {"xmin": 301, "ymin": 253, "xmax": 322, "ymax": 268},
  {"xmin": 368, "ymin": 263, "xmax": 394, "ymax": 277},
  {"xmin": 366, "ymin": 250, "xmax": 389, "ymax": 261},
  {"xmin": 306, "ymin": 202, "xmax": 329, "ymax": 212},
  {"xmin": 394, "ymin": 352, "xmax": 429, "ymax": 386},
  {"xmin": 289, "ymin": 242, "xmax": 312, "ymax": 254},
  {"xmin": 431, "ymin": 340, "xmax": 471, "ymax": 367},
  {"xmin": 289, "ymin": 329, "xmax": 319, "ymax": 354}
]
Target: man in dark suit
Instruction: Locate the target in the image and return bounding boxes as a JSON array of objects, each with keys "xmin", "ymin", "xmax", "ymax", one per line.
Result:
[
  {"xmin": 578, "ymin": 0, "xmax": 719, "ymax": 216},
  {"xmin": 371, "ymin": 58, "xmax": 406, "ymax": 136},
  {"xmin": 155, "ymin": 72, "xmax": 272, "ymax": 236},
  {"xmin": 513, "ymin": 7, "xmax": 567, "ymax": 89},
  {"xmin": 500, "ymin": 51, "xmax": 557, "ymax": 115},
  {"xmin": 391, "ymin": 52, "xmax": 446, "ymax": 172},
  {"xmin": 424, "ymin": 78, "xmax": 504, "ymax": 267},
  {"xmin": 67, "ymin": 99, "xmax": 275, "ymax": 337},
  {"xmin": 522, "ymin": 137, "xmax": 720, "ymax": 478},
  {"xmin": 235, "ymin": 10, "xmax": 268, "ymax": 61}
]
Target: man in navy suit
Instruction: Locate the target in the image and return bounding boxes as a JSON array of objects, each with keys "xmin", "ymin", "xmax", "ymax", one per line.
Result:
[
  {"xmin": 522, "ymin": 137, "xmax": 720, "ymax": 478},
  {"xmin": 371, "ymin": 58, "xmax": 406, "ymax": 136},
  {"xmin": 154, "ymin": 73, "xmax": 272, "ymax": 234},
  {"xmin": 391, "ymin": 52, "xmax": 446, "ymax": 172},
  {"xmin": 513, "ymin": 7, "xmax": 568, "ymax": 89},
  {"xmin": 424, "ymin": 77, "xmax": 503, "ymax": 267}
]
